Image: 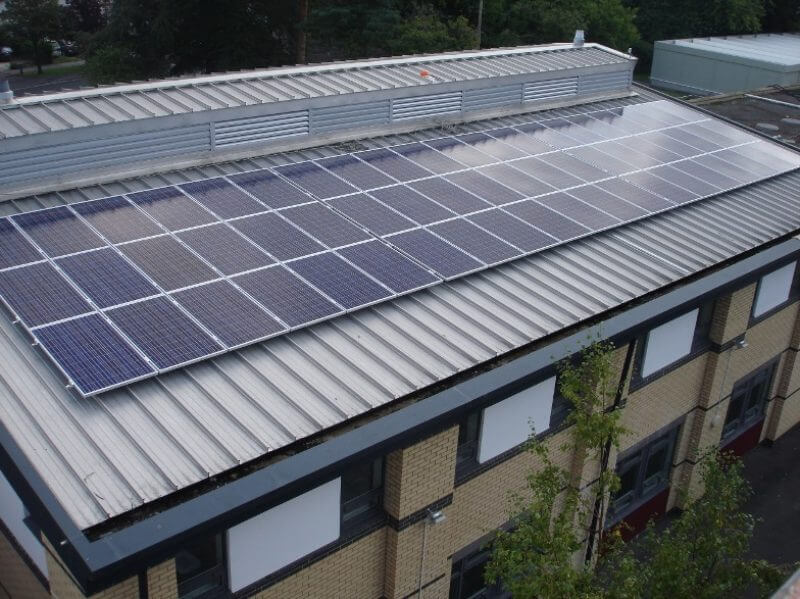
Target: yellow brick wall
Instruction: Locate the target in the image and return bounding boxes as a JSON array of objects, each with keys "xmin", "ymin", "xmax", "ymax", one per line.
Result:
[
  {"xmin": 0, "ymin": 527, "xmax": 49, "ymax": 599},
  {"xmin": 147, "ymin": 560, "xmax": 177, "ymax": 599},
  {"xmin": 710, "ymin": 284, "xmax": 755, "ymax": 344}
]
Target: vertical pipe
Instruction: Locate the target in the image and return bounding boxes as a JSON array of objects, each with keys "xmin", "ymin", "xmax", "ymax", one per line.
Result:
[
  {"xmin": 476, "ymin": 0, "xmax": 484, "ymax": 50},
  {"xmin": 417, "ymin": 519, "xmax": 429, "ymax": 598},
  {"xmin": 296, "ymin": 0, "xmax": 309, "ymax": 65}
]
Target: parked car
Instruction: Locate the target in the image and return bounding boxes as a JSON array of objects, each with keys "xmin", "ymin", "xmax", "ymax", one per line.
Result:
[
  {"xmin": 0, "ymin": 47, "xmax": 12, "ymax": 61},
  {"xmin": 58, "ymin": 40, "xmax": 78, "ymax": 57}
]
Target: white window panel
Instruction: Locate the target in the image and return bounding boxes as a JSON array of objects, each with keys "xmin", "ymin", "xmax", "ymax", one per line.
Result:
[
  {"xmin": 753, "ymin": 261, "xmax": 796, "ymax": 318},
  {"xmin": 641, "ymin": 308, "xmax": 699, "ymax": 377},
  {"xmin": 227, "ymin": 478, "xmax": 341, "ymax": 592},
  {"xmin": 478, "ymin": 376, "xmax": 556, "ymax": 463}
]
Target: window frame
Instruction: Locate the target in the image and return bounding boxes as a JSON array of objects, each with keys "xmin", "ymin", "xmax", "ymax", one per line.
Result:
[
  {"xmin": 721, "ymin": 361, "xmax": 776, "ymax": 442},
  {"xmin": 750, "ymin": 260, "xmax": 800, "ymax": 324},
  {"xmin": 175, "ymin": 534, "xmax": 228, "ymax": 599},
  {"xmin": 449, "ymin": 546, "xmax": 510, "ymax": 599},
  {"xmin": 340, "ymin": 456, "xmax": 385, "ymax": 528}
]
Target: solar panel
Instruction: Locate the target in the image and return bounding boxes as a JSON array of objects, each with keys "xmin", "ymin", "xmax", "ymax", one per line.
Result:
[
  {"xmin": 128, "ymin": 187, "xmax": 216, "ymax": 231},
  {"xmin": 234, "ymin": 266, "xmax": 340, "ymax": 327},
  {"xmin": 338, "ymin": 241, "xmax": 438, "ymax": 293},
  {"xmin": 662, "ymin": 128, "xmax": 722, "ymax": 153},
  {"xmin": 536, "ymin": 192, "xmax": 619, "ymax": 229},
  {"xmin": 660, "ymin": 162, "xmax": 737, "ymax": 193},
  {"xmin": 513, "ymin": 156, "xmax": 588, "ymax": 188},
  {"xmin": 73, "ymin": 196, "xmax": 164, "ymax": 244},
  {"xmin": 180, "ymin": 178, "xmax": 266, "ymax": 219},
  {"xmin": 108, "ymin": 297, "xmax": 223, "ymax": 369},
  {"xmin": 504, "ymin": 200, "xmax": 591, "ymax": 240},
  {"xmin": 692, "ymin": 153, "xmax": 756, "ymax": 185},
  {"xmin": 35, "ymin": 314, "xmax": 154, "ymax": 394},
  {"xmin": 369, "ymin": 185, "xmax": 456, "ymax": 225},
  {"xmin": 274, "ymin": 161, "xmax": 357, "ymax": 199},
  {"xmin": 444, "ymin": 171, "xmax": 524, "ymax": 206},
  {"xmin": 229, "ymin": 169, "xmax": 315, "ymax": 208},
  {"xmin": 354, "ymin": 148, "xmax": 432, "ymax": 181},
  {"xmin": 566, "ymin": 185, "xmax": 649, "ymax": 220},
  {"xmin": 595, "ymin": 178, "xmax": 676, "ymax": 212},
  {"xmin": 326, "ymin": 194, "xmax": 416, "ymax": 235},
  {"xmin": 0, "ymin": 262, "xmax": 92, "ymax": 326},
  {"xmin": 622, "ymin": 171, "xmax": 698, "ymax": 205},
  {"xmin": 289, "ymin": 252, "xmax": 391, "ymax": 309},
  {"xmin": 423, "ymin": 137, "xmax": 497, "ymax": 167},
  {"xmin": 408, "ymin": 178, "xmax": 491, "ymax": 215},
  {"xmin": 119, "ymin": 236, "xmax": 218, "ymax": 291},
  {"xmin": 551, "ymin": 116, "xmax": 611, "ymax": 143},
  {"xmin": 13, "ymin": 206, "xmax": 105, "ymax": 257},
  {"xmin": 388, "ymin": 228, "xmax": 483, "ymax": 279},
  {"xmin": 565, "ymin": 145, "xmax": 637, "ymax": 176},
  {"xmin": 637, "ymin": 132, "xmax": 699, "ymax": 159},
  {"xmin": 231, "ymin": 212, "xmax": 325, "ymax": 260},
  {"xmin": 479, "ymin": 164, "xmax": 555, "ymax": 198},
  {"xmin": 514, "ymin": 122, "xmax": 575, "ymax": 149},
  {"xmin": 173, "ymin": 280, "xmax": 285, "ymax": 347},
  {"xmin": 455, "ymin": 132, "xmax": 526, "ymax": 160},
  {"xmin": 280, "ymin": 203, "xmax": 371, "ymax": 248},
  {"xmin": 317, "ymin": 155, "xmax": 395, "ymax": 190},
  {"xmin": 485, "ymin": 127, "xmax": 552, "ymax": 155},
  {"xmin": 177, "ymin": 224, "xmax": 274, "ymax": 275},
  {"xmin": 430, "ymin": 219, "xmax": 521, "ymax": 265},
  {"xmin": 589, "ymin": 142, "xmax": 661, "ymax": 171},
  {"xmin": 56, "ymin": 248, "xmax": 159, "ymax": 308},
  {"xmin": 0, "ymin": 218, "xmax": 41, "ymax": 270},
  {"xmin": 467, "ymin": 209, "xmax": 557, "ymax": 252},
  {"xmin": 391, "ymin": 142, "xmax": 465, "ymax": 174}
]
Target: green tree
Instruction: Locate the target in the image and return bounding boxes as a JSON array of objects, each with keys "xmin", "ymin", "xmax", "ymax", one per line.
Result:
[
  {"xmin": 388, "ymin": 4, "xmax": 476, "ymax": 55},
  {"xmin": 3, "ymin": 0, "xmax": 61, "ymax": 74}
]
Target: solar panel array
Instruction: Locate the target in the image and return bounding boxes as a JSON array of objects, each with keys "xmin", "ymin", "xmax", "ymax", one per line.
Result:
[{"xmin": 1, "ymin": 99, "xmax": 798, "ymax": 396}]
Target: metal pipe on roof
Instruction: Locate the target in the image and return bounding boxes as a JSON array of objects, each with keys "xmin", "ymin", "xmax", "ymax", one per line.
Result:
[
  {"xmin": 744, "ymin": 93, "xmax": 800, "ymax": 110},
  {"xmin": 0, "ymin": 75, "xmax": 13, "ymax": 105}
]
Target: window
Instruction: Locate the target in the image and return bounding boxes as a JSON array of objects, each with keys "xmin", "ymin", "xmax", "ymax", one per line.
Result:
[
  {"xmin": 175, "ymin": 535, "xmax": 227, "ymax": 599},
  {"xmin": 449, "ymin": 547, "xmax": 509, "ymax": 599},
  {"xmin": 341, "ymin": 457, "xmax": 383, "ymax": 525},
  {"xmin": 752, "ymin": 261, "xmax": 799, "ymax": 319},
  {"xmin": 722, "ymin": 363, "xmax": 775, "ymax": 441},
  {"xmin": 456, "ymin": 411, "xmax": 481, "ymax": 475},
  {"xmin": 609, "ymin": 425, "xmax": 680, "ymax": 522}
]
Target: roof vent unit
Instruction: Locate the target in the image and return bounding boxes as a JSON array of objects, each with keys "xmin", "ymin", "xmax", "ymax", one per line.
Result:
[
  {"xmin": 214, "ymin": 110, "xmax": 309, "ymax": 148},
  {"xmin": 0, "ymin": 78, "xmax": 13, "ymax": 105},
  {"xmin": 524, "ymin": 77, "xmax": 578, "ymax": 102},
  {"xmin": 573, "ymin": 30, "xmax": 585, "ymax": 47},
  {"xmin": 391, "ymin": 91, "xmax": 463, "ymax": 121}
]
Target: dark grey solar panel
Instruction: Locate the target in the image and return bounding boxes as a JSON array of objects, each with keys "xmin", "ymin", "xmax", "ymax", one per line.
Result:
[
  {"xmin": 108, "ymin": 297, "xmax": 222, "ymax": 369},
  {"xmin": 480, "ymin": 164, "xmax": 555, "ymax": 198},
  {"xmin": 231, "ymin": 212, "xmax": 325, "ymax": 260},
  {"xmin": 274, "ymin": 161, "xmax": 357, "ymax": 199},
  {"xmin": 229, "ymin": 169, "xmax": 314, "ymax": 208},
  {"xmin": 455, "ymin": 132, "xmax": 526, "ymax": 160},
  {"xmin": 128, "ymin": 187, "xmax": 216, "ymax": 231},
  {"xmin": 388, "ymin": 229, "xmax": 483, "ymax": 279},
  {"xmin": 663, "ymin": 128, "xmax": 723, "ymax": 153},
  {"xmin": 73, "ymin": 196, "xmax": 163, "ymax": 244},
  {"xmin": 289, "ymin": 252, "xmax": 391, "ymax": 309},
  {"xmin": 534, "ymin": 153, "xmax": 609, "ymax": 183},
  {"xmin": 423, "ymin": 137, "xmax": 497, "ymax": 167},
  {"xmin": 504, "ymin": 200, "xmax": 591, "ymax": 241},
  {"xmin": 369, "ymin": 185, "xmax": 455, "ymax": 225},
  {"xmin": 643, "ymin": 165, "xmax": 718, "ymax": 198},
  {"xmin": 317, "ymin": 155, "xmax": 395, "ymax": 190},
  {"xmin": 0, "ymin": 218, "xmax": 41, "ymax": 269},
  {"xmin": 565, "ymin": 146, "xmax": 635, "ymax": 176},
  {"xmin": 514, "ymin": 122, "xmax": 575, "ymax": 149},
  {"xmin": 119, "ymin": 236, "xmax": 218, "ymax": 291},
  {"xmin": 281, "ymin": 203, "xmax": 371, "ymax": 248},
  {"xmin": 177, "ymin": 224, "xmax": 274, "ymax": 275},
  {"xmin": 591, "ymin": 141, "xmax": 661, "ymax": 170},
  {"xmin": 409, "ymin": 178, "xmax": 491, "ymax": 215},
  {"xmin": 338, "ymin": 241, "xmax": 438, "ymax": 293},
  {"xmin": 730, "ymin": 141, "xmax": 799, "ymax": 172},
  {"xmin": 430, "ymin": 219, "xmax": 520, "ymax": 264},
  {"xmin": 622, "ymin": 171, "xmax": 699, "ymax": 205},
  {"xmin": 619, "ymin": 138, "xmax": 683, "ymax": 165},
  {"xmin": 485, "ymin": 127, "xmax": 553, "ymax": 155},
  {"xmin": 566, "ymin": 185, "xmax": 649, "ymax": 220},
  {"xmin": 712, "ymin": 148, "xmax": 776, "ymax": 179},
  {"xmin": 0, "ymin": 262, "xmax": 92, "ymax": 326},
  {"xmin": 542, "ymin": 117, "xmax": 606, "ymax": 144},
  {"xmin": 57, "ymin": 248, "xmax": 159, "ymax": 309},
  {"xmin": 693, "ymin": 120, "xmax": 754, "ymax": 146},
  {"xmin": 327, "ymin": 194, "xmax": 416, "ymax": 235},
  {"xmin": 234, "ymin": 266, "xmax": 340, "ymax": 327},
  {"xmin": 35, "ymin": 314, "xmax": 153, "ymax": 394},
  {"xmin": 391, "ymin": 142, "xmax": 465, "ymax": 174},
  {"xmin": 692, "ymin": 153, "xmax": 756, "ymax": 185},
  {"xmin": 180, "ymin": 177, "xmax": 266, "ymax": 219},
  {"xmin": 444, "ymin": 171, "xmax": 523, "ymax": 206},
  {"xmin": 638, "ymin": 132, "xmax": 700, "ymax": 159},
  {"xmin": 668, "ymin": 160, "xmax": 740, "ymax": 190},
  {"xmin": 468, "ymin": 209, "xmax": 557, "ymax": 252},
  {"xmin": 595, "ymin": 179, "xmax": 675, "ymax": 212},
  {"xmin": 583, "ymin": 110, "xmax": 644, "ymax": 135},
  {"xmin": 13, "ymin": 206, "xmax": 105, "ymax": 257},
  {"xmin": 536, "ymin": 193, "xmax": 619, "ymax": 229},
  {"xmin": 354, "ymin": 148, "xmax": 433, "ymax": 181},
  {"xmin": 173, "ymin": 280, "xmax": 285, "ymax": 347}
]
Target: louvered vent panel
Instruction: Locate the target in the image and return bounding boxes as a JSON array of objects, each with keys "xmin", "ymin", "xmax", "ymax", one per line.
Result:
[
  {"xmin": 463, "ymin": 84, "xmax": 523, "ymax": 111},
  {"xmin": 311, "ymin": 100, "xmax": 390, "ymax": 134},
  {"xmin": 578, "ymin": 70, "xmax": 633, "ymax": 94},
  {"xmin": 523, "ymin": 77, "xmax": 579, "ymax": 102},
  {"xmin": 214, "ymin": 110, "xmax": 309, "ymax": 148},
  {"xmin": 392, "ymin": 92, "xmax": 463, "ymax": 121},
  {"xmin": 0, "ymin": 125, "xmax": 211, "ymax": 186}
]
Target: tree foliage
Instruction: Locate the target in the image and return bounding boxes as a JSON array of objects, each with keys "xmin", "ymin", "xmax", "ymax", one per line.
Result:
[{"xmin": 3, "ymin": 0, "xmax": 61, "ymax": 74}]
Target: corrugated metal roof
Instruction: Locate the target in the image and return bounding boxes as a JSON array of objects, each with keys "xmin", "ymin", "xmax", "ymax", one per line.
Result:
[
  {"xmin": 661, "ymin": 34, "xmax": 800, "ymax": 68},
  {"xmin": 1, "ymin": 91, "xmax": 800, "ymax": 530},
  {"xmin": 0, "ymin": 44, "xmax": 629, "ymax": 139}
]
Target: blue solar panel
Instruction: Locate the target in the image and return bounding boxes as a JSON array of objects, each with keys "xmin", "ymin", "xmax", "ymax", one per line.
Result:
[
  {"xmin": 590, "ymin": 141, "xmax": 662, "ymax": 170},
  {"xmin": 289, "ymin": 252, "xmax": 391, "ymax": 309},
  {"xmin": 317, "ymin": 155, "xmax": 395, "ymax": 190},
  {"xmin": 512, "ymin": 157, "xmax": 584, "ymax": 189},
  {"xmin": 231, "ymin": 213, "xmax": 325, "ymax": 260},
  {"xmin": 515, "ymin": 122, "xmax": 575, "ymax": 149},
  {"xmin": 173, "ymin": 280, "xmax": 285, "ymax": 347},
  {"xmin": 128, "ymin": 187, "xmax": 216, "ymax": 231},
  {"xmin": 73, "ymin": 196, "xmax": 164, "ymax": 244},
  {"xmin": 479, "ymin": 164, "xmax": 554, "ymax": 198},
  {"xmin": 35, "ymin": 314, "xmax": 154, "ymax": 394},
  {"xmin": 505, "ymin": 200, "xmax": 591, "ymax": 241},
  {"xmin": 354, "ymin": 148, "xmax": 432, "ymax": 182},
  {"xmin": 566, "ymin": 186, "xmax": 649, "ymax": 220},
  {"xmin": 13, "ymin": 206, "xmax": 106, "ymax": 257},
  {"xmin": 281, "ymin": 203, "xmax": 371, "ymax": 248},
  {"xmin": 444, "ymin": 171, "xmax": 523, "ymax": 206},
  {"xmin": 535, "ymin": 152, "xmax": 610, "ymax": 183},
  {"xmin": 565, "ymin": 145, "xmax": 637, "ymax": 176},
  {"xmin": 119, "ymin": 236, "xmax": 218, "ymax": 291},
  {"xmin": 234, "ymin": 266, "xmax": 340, "ymax": 327},
  {"xmin": 0, "ymin": 262, "xmax": 92, "ymax": 326},
  {"xmin": 56, "ymin": 248, "xmax": 159, "ymax": 309},
  {"xmin": 0, "ymin": 218, "xmax": 41, "ymax": 270},
  {"xmin": 274, "ymin": 161, "xmax": 357, "ymax": 199},
  {"xmin": 177, "ymin": 224, "xmax": 274, "ymax": 275},
  {"xmin": 326, "ymin": 194, "xmax": 416, "ymax": 235},
  {"xmin": 467, "ymin": 209, "xmax": 557, "ymax": 252},
  {"xmin": 388, "ymin": 229, "xmax": 482, "ymax": 279},
  {"xmin": 180, "ymin": 178, "xmax": 266, "ymax": 219},
  {"xmin": 595, "ymin": 179, "xmax": 675, "ymax": 212},
  {"xmin": 455, "ymin": 132, "xmax": 526, "ymax": 160},
  {"xmin": 423, "ymin": 137, "xmax": 496, "ymax": 167},
  {"xmin": 229, "ymin": 169, "xmax": 315, "ymax": 208},
  {"xmin": 391, "ymin": 142, "xmax": 465, "ymax": 174},
  {"xmin": 430, "ymin": 219, "xmax": 520, "ymax": 265},
  {"xmin": 370, "ymin": 185, "xmax": 455, "ymax": 225},
  {"xmin": 484, "ymin": 127, "xmax": 552, "ymax": 156},
  {"xmin": 108, "ymin": 297, "xmax": 222, "ymax": 369},
  {"xmin": 409, "ymin": 178, "xmax": 491, "ymax": 215},
  {"xmin": 536, "ymin": 193, "xmax": 619, "ymax": 229},
  {"xmin": 338, "ymin": 241, "xmax": 438, "ymax": 293}
]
